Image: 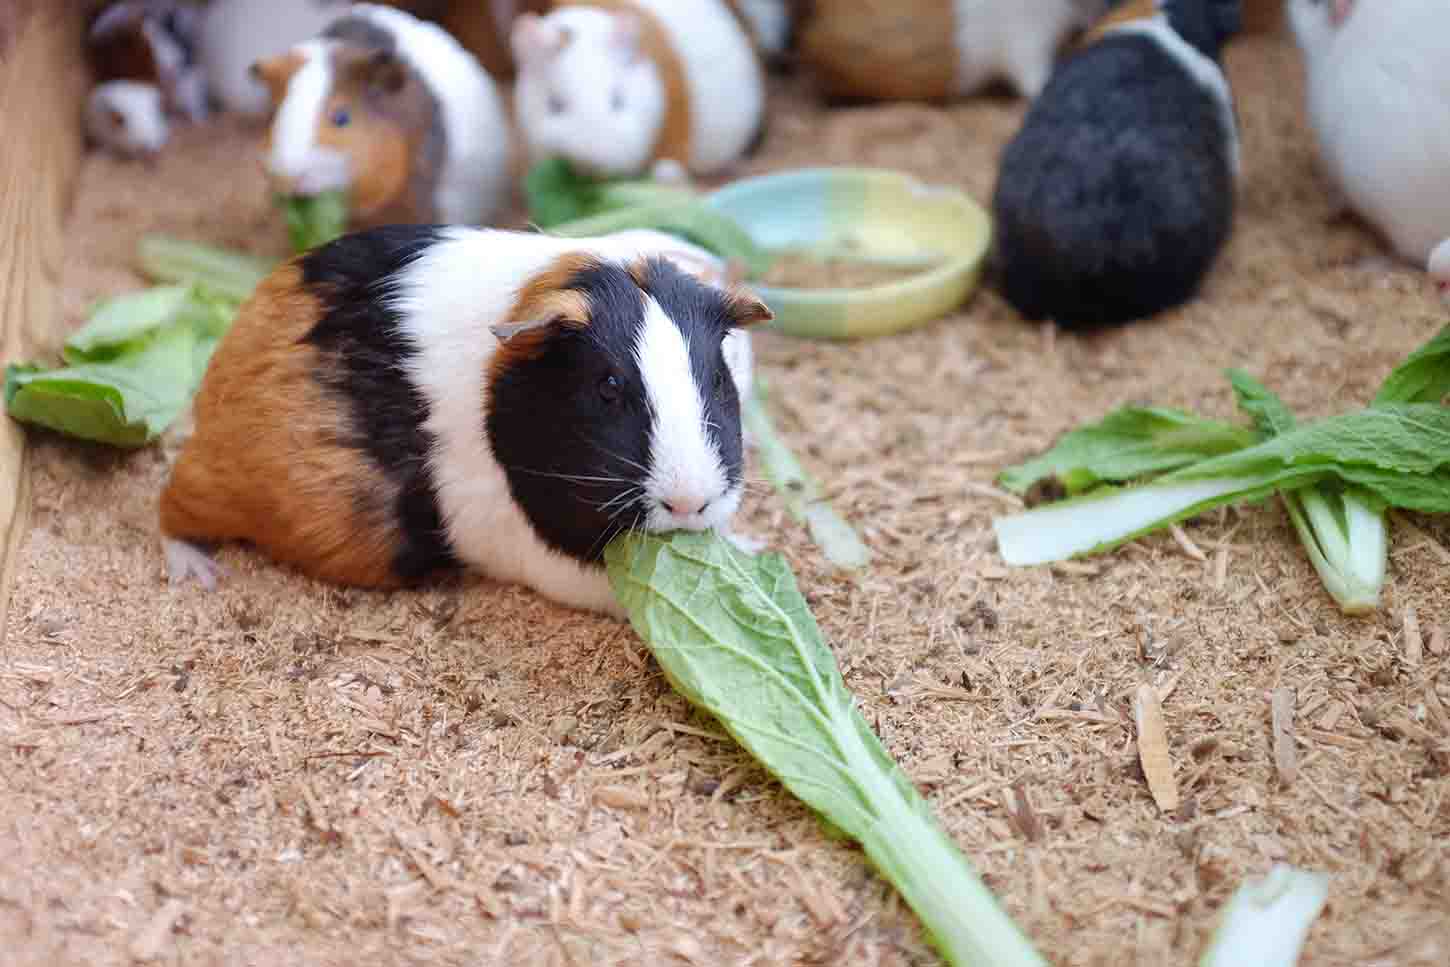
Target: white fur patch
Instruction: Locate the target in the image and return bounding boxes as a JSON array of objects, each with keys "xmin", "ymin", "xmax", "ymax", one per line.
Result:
[
  {"xmin": 634, "ymin": 298, "xmax": 735, "ymax": 532},
  {"xmin": 1108, "ymin": 15, "xmax": 1242, "ymax": 179},
  {"xmin": 266, "ymin": 40, "xmax": 350, "ymax": 193},
  {"xmin": 952, "ymin": 0, "xmax": 1099, "ymax": 98}
]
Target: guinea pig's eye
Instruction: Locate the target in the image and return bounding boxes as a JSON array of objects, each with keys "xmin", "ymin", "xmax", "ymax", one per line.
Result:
[
  {"xmin": 331, "ymin": 107, "xmax": 351, "ymax": 128},
  {"xmin": 598, "ymin": 373, "xmax": 621, "ymax": 403},
  {"xmin": 547, "ymin": 92, "xmax": 567, "ymax": 115},
  {"xmin": 610, "ymin": 89, "xmax": 626, "ymax": 112}
]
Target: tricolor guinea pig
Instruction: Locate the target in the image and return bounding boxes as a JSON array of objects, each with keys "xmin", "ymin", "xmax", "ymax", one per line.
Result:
[
  {"xmin": 158, "ymin": 226, "xmax": 772, "ymax": 617},
  {"xmin": 796, "ymin": 0, "xmax": 1109, "ymax": 103},
  {"xmin": 990, "ymin": 0, "xmax": 1242, "ymax": 329},
  {"xmin": 251, "ymin": 3, "xmax": 513, "ymax": 228},
  {"xmin": 1289, "ymin": 0, "xmax": 1450, "ymax": 267},
  {"xmin": 87, "ymin": 0, "xmax": 208, "ymax": 128},
  {"xmin": 196, "ymin": 0, "xmax": 345, "ymax": 117},
  {"xmin": 510, "ymin": 0, "xmax": 767, "ymax": 180}
]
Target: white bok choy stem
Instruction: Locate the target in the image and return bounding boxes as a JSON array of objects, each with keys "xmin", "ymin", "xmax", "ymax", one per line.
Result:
[
  {"xmin": 1282, "ymin": 486, "xmax": 1386, "ymax": 615},
  {"xmin": 1199, "ymin": 865, "xmax": 1330, "ymax": 967},
  {"xmin": 993, "ymin": 476, "xmax": 1276, "ymax": 567}
]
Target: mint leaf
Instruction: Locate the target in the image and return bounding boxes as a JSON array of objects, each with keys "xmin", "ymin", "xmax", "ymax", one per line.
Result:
[
  {"xmin": 997, "ymin": 406, "xmax": 1257, "ymax": 495},
  {"xmin": 607, "ymin": 530, "xmax": 1045, "ymax": 966}
]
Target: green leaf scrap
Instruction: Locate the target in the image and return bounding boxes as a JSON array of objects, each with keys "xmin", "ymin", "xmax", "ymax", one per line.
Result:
[
  {"xmin": 606, "ymin": 530, "xmax": 1045, "ymax": 966},
  {"xmin": 279, "ymin": 190, "xmax": 349, "ymax": 253}
]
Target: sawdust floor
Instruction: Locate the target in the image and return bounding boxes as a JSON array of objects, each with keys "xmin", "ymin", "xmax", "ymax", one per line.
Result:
[{"xmin": 4, "ymin": 32, "xmax": 1450, "ymax": 967}]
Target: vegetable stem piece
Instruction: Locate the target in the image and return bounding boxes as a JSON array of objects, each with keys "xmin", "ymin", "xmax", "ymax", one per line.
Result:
[
  {"xmin": 278, "ymin": 190, "xmax": 349, "ymax": 253},
  {"xmin": 606, "ymin": 531, "xmax": 1044, "ymax": 967},
  {"xmin": 138, "ymin": 235, "xmax": 274, "ymax": 303},
  {"xmin": 1282, "ymin": 487, "xmax": 1385, "ymax": 614},
  {"xmin": 743, "ymin": 378, "xmax": 870, "ymax": 570},
  {"xmin": 1199, "ymin": 865, "xmax": 1329, "ymax": 967}
]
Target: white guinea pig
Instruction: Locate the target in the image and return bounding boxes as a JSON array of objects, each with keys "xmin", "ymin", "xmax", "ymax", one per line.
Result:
[
  {"xmin": 158, "ymin": 225, "xmax": 771, "ymax": 617},
  {"xmin": 798, "ymin": 0, "xmax": 1110, "ymax": 102},
  {"xmin": 85, "ymin": 80, "xmax": 170, "ymax": 157},
  {"xmin": 511, "ymin": 0, "xmax": 767, "ymax": 179},
  {"xmin": 1289, "ymin": 0, "xmax": 1450, "ymax": 266},
  {"xmin": 252, "ymin": 3, "xmax": 513, "ymax": 228}
]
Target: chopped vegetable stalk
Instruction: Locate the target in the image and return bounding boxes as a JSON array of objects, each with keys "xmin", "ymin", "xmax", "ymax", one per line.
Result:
[
  {"xmin": 523, "ymin": 156, "xmax": 697, "ymax": 229},
  {"xmin": 1282, "ymin": 487, "xmax": 1385, "ymax": 614},
  {"xmin": 606, "ymin": 530, "xmax": 1045, "ymax": 967},
  {"xmin": 1199, "ymin": 865, "xmax": 1329, "ymax": 967},
  {"xmin": 743, "ymin": 378, "xmax": 870, "ymax": 570},
  {"xmin": 137, "ymin": 235, "xmax": 274, "ymax": 303}
]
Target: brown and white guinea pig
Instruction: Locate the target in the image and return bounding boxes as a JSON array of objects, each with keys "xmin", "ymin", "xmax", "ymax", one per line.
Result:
[
  {"xmin": 510, "ymin": 0, "xmax": 767, "ymax": 180},
  {"xmin": 158, "ymin": 226, "xmax": 772, "ymax": 617},
  {"xmin": 87, "ymin": 0, "xmax": 208, "ymax": 126},
  {"xmin": 85, "ymin": 80, "xmax": 170, "ymax": 158},
  {"xmin": 250, "ymin": 3, "xmax": 513, "ymax": 228},
  {"xmin": 990, "ymin": 0, "xmax": 1242, "ymax": 329},
  {"xmin": 796, "ymin": 0, "xmax": 1110, "ymax": 103}
]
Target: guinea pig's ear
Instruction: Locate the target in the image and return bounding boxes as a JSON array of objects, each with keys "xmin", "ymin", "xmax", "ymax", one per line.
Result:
[
  {"xmin": 490, "ymin": 317, "xmax": 560, "ymax": 343},
  {"xmin": 609, "ymin": 11, "xmax": 643, "ymax": 63},
  {"xmin": 365, "ymin": 49, "xmax": 408, "ymax": 97},
  {"xmin": 250, "ymin": 51, "xmax": 304, "ymax": 105},
  {"xmin": 511, "ymin": 13, "xmax": 566, "ymax": 68},
  {"xmin": 723, "ymin": 288, "xmax": 773, "ymax": 329}
]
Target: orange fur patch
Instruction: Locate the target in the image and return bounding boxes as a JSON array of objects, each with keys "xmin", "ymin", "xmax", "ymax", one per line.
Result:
[
  {"xmin": 313, "ymin": 90, "xmax": 413, "ymax": 218},
  {"xmin": 551, "ymin": 0, "xmax": 693, "ymax": 167},
  {"xmin": 1079, "ymin": 0, "xmax": 1160, "ymax": 47},
  {"xmin": 252, "ymin": 51, "xmax": 306, "ymax": 111},
  {"xmin": 159, "ymin": 263, "xmax": 412, "ymax": 589},
  {"xmin": 798, "ymin": 0, "xmax": 958, "ymax": 101},
  {"xmin": 487, "ymin": 253, "xmax": 599, "ymax": 381}
]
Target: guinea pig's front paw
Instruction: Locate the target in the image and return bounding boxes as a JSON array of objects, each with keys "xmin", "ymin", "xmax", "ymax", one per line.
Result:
[
  {"xmin": 722, "ymin": 529, "xmax": 766, "ymax": 556},
  {"xmin": 162, "ymin": 537, "xmax": 226, "ymax": 591}
]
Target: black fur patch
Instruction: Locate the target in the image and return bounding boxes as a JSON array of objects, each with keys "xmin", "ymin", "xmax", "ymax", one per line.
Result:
[
  {"xmin": 487, "ymin": 258, "xmax": 745, "ymax": 565},
  {"xmin": 298, "ymin": 225, "xmax": 462, "ymax": 582},
  {"xmin": 1161, "ymin": 0, "xmax": 1242, "ymax": 61},
  {"xmin": 991, "ymin": 33, "xmax": 1236, "ymax": 330}
]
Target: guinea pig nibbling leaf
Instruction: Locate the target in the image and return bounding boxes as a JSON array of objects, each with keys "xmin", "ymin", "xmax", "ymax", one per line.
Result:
[
  {"xmin": 4, "ymin": 283, "xmax": 235, "ymax": 448},
  {"xmin": 605, "ymin": 529, "xmax": 1045, "ymax": 967},
  {"xmin": 992, "ymin": 325, "xmax": 1450, "ymax": 614},
  {"xmin": 278, "ymin": 190, "xmax": 350, "ymax": 253}
]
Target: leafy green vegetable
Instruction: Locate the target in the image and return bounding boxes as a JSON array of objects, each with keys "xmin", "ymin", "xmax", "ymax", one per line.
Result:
[
  {"xmin": 524, "ymin": 158, "xmax": 771, "ymax": 278},
  {"xmin": 993, "ymin": 325, "xmax": 1450, "ymax": 614},
  {"xmin": 998, "ymin": 407, "xmax": 1256, "ymax": 496},
  {"xmin": 137, "ymin": 234, "xmax": 273, "ymax": 303},
  {"xmin": 278, "ymin": 190, "xmax": 349, "ymax": 253},
  {"xmin": 523, "ymin": 157, "xmax": 696, "ymax": 229},
  {"xmin": 1199, "ymin": 865, "xmax": 1329, "ymax": 967},
  {"xmin": 743, "ymin": 377, "xmax": 870, "ymax": 570},
  {"xmin": 606, "ymin": 530, "xmax": 1045, "ymax": 966},
  {"xmin": 5, "ymin": 292, "xmax": 232, "ymax": 447}
]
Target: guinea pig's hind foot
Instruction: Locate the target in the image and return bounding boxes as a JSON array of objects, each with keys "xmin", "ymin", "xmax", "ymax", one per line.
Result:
[{"xmin": 163, "ymin": 537, "xmax": 226, "ymax": 590}]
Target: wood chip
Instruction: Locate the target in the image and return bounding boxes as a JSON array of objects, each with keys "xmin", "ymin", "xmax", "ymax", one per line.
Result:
[
  {"xmin": 1402, "ymin": 607, "xmax": 1423, "ymax": 667},
  {"xmin": 1428, "ymin": 625, "xmax": 1446, "ymax": 657},
  {"xmin": 1001, "ymin": 780, "xmax": 1043, "ymax": 842},
  {"xmin": 1170, "ymin": 524, "xmax": 1207, "ymax": 562},
  {"xmin": 1307, "ymin": 729, "xmax": 1363, "ymax": 749},
  {"xmin": 594, "ymin": 786, "xmax": 651, "ymax": 811},
  {"xmin": 1133, "ymin": 683, "xmax": 1178, "ymax": 813},
  {"xmin": 1271, "ymin": 688, "xmax": 1298, "ymax": 786},
  {"xmin": 128, "ymin": 899, "xmax": 186, "ymax": 962},
  {"xmin": 1424, "ymin": 685, "xmax": 1450, "ymax": 737},
  {"xmin": 1213, "ymin": 545, "xmax": 1229, "ymax": 591}
]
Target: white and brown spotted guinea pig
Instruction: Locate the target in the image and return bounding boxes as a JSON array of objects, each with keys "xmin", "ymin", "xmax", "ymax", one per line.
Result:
[
  {"xmin": 796, "ymin": 0, "xmax": 1109, "ymax": 103},
  {"xmin": 510, "ymin": 0, "xmax": 767, "ymax": 179},
  {"xmin": 990, "ymin": 0, "xmax": 1242, "ymax": 329},
  {"xmin": 251, "ymin": 3, "xmax": 513, "ymax": 228},
  {"xmin": 158, "ymin": 226, "xmax": 772, "ymax": 617}
]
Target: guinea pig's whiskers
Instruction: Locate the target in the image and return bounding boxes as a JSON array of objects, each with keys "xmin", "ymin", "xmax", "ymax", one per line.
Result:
[{"xmin": 505, "ymin": 465, "xmax": 634, "ymax": 488}]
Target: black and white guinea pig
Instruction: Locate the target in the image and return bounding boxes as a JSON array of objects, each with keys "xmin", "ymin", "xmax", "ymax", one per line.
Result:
[
  {"xmin": 159, "ymin": 226, "xmax": 771, "ymax": 617},
  {"xmin": 991, "ymin": 0, "xmax": 1242, "ymax": 329}
]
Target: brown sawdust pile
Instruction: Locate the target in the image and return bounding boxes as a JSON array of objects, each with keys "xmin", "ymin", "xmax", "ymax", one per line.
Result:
[{"xmin": 3, "ymin": 32, "xmax": 1450, "ymax": 967}]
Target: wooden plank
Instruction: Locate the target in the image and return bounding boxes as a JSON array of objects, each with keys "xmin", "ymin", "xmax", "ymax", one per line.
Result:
[{"xmin": 0, "ymin": 4, "xmax": 89, "ymax": 644}]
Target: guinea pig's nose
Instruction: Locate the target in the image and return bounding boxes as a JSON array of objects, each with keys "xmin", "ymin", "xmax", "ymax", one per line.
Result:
[{"xmin": 662, "ymin": 495, "xmax": 711, "ymax": 517}]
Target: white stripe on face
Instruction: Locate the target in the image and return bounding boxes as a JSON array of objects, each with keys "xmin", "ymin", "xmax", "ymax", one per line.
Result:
[
  {"xmin": 633, "ymin": 294, "xmax": 731, "ymax": 532},
  {"xmin": 267, "ymin": 41, "xmax": 335, "ymax": 179}
]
